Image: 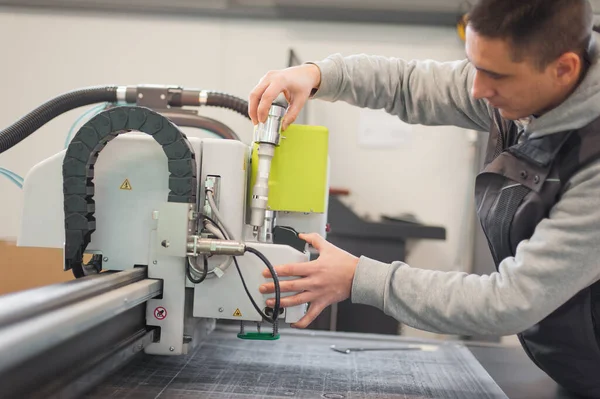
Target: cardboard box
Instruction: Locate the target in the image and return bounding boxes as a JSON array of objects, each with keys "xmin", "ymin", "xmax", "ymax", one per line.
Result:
[{"xmin": 0, "ymin": 239, "xmax": 73, "ymax": 296}]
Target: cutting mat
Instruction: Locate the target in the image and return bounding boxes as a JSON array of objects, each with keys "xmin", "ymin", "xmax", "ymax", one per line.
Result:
[{"xmin": 84, "ymin": 325, "xmax": 508, "ymax": 399}]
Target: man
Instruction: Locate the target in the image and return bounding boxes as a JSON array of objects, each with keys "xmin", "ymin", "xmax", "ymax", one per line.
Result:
[{"xmin": 249, "ymin": 0, "xmax": 600, "ymax": 397}]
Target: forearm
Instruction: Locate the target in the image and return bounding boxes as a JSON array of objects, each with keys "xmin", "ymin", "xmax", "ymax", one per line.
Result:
[
  {"xmin": 352, "ymin": 259, "xmax": 538, "ymax": 336},
  {"xmin": 309, "ymin": 53, "xmax": 492, "ymax": 131},
  {"xmin": 351, "ymin": 161, "xmax": 600, "ymax": 336}
]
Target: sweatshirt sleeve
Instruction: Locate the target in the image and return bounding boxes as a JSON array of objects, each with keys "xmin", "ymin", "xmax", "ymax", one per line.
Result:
[
  {"xmin": 308, "ymin": 53, "xmax": 492, "ymax": 132},
  {"xmin": 350, "ymin": 160, "xmax": 600, "ymax": 336}
]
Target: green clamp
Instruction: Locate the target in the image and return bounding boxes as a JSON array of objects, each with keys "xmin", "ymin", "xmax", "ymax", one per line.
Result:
[{"xmin": 237, "ymin": 332, "xmax": 280, "ymax": 341}]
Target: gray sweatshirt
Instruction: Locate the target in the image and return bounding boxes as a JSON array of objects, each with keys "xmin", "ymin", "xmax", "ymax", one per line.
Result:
[{"xmin": 309, "ymin": 34, "xmax": 600, "ymax": 336}]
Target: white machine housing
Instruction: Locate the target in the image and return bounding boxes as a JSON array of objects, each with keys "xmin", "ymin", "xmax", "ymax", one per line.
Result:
[{"xmin": 17, "ymin": 133, "xmax": 329, "ymax": 355}]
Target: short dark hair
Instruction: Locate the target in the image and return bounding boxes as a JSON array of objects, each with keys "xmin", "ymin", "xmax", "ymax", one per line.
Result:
[{"xmin": 468, "ymin": 0, "xmax": 594, "ymax": 70}]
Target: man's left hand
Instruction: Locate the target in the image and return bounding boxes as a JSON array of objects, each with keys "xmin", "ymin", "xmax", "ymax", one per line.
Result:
[{"xmin": 259, "ymin": 233, "xmax": 359, "ymax": 328}]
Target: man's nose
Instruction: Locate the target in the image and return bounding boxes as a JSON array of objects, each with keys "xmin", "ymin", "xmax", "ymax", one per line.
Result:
[{"xmin": 471, "ymin": 71, "xmax": 494, "ymax": 100}]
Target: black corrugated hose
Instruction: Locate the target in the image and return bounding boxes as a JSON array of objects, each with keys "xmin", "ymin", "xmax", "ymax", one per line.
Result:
[
  {"xmin": 205, "ymin": 91, "xmax": 250, "ymax": 119},
  {"xmin": 0, "ymin": 87, "xmax": 252, "ymax": 154},
  {"xmin": 0, "ymin": 86, "xmax": 118, "ymax": 154}
]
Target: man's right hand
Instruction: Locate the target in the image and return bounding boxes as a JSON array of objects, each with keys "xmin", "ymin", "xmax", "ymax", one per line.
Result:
[{"xmin": 248, "ymin": 64, "xmax": 321, "ymax": 130}]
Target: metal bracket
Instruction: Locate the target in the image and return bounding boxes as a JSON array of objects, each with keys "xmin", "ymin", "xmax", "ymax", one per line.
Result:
[
  {"xmin": 156, "ymin": 203, "xmax": 192, "ymax": 258},
  {"xmin": 136, "ymin": 85, "xmax": 171, "ymax": 109}
]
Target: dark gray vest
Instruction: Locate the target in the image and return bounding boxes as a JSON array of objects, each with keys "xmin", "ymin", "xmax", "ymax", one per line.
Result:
[{"xmin": 475, "ymin": 110, "xmax": 600, "ymax": 398}]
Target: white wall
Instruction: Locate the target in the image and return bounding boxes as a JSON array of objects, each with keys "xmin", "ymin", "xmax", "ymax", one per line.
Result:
[{"xmin": 0, "ymin": 8, "xmax": 478, "ymax": 324}]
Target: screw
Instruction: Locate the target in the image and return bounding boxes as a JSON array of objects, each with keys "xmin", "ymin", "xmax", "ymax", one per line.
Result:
[
  {"xmin": 153, "ymin": 260, "xmax": 158, "ymax": 265},
  {"xmin": 272, "ymin": 320, "xmax": 279, "ymax": 337},
  {"xmin": 160, "ymin": 94, "xmax": 166, "ymax": 100},
  {"xmin": 520, "ymin": 170, "xmax": 528, "ymax": 179},
  {"xmin": 138, "ymin": 93, "xmax": 144, "ymax": 99},
  {"xmin": 218, "ymin": 307, "xmax": 224, "ymax": 312},
  {"xmin": 169, "ymin": 346, "xmax": 175, "ymax": 352},
  {"xmin": 161, "ymin": 240, "xmax": 170, "ymax": 248},
  {"xmin": 102, "ymin": 257, "xmax": 108, "ymax": 262},
  {"xmin": 534, "ymin": 175, "xmax": 540, "ymax": 184},
  {"xmin": 183, "ymin": 335, "xmax": 192, "ymax": 344}
]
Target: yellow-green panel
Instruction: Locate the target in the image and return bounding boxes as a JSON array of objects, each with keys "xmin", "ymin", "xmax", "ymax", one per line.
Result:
[{"xmin": 250, "ymin": 124, "xmax": 329, "ymax": 213}]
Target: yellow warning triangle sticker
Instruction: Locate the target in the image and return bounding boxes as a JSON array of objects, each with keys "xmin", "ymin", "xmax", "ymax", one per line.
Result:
[
  {"xmin": 233, "ymin": 308, "xmax": 242, "ymax": 317},
  {"xmin": 120, "ymin": 179, "xmax": 132, "ymax": 190}
]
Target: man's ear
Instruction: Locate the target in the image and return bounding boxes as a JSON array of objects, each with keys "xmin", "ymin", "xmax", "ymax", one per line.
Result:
[{"xmin": 554, "ymin": 52, "xmax": 581, "ymax": 85}]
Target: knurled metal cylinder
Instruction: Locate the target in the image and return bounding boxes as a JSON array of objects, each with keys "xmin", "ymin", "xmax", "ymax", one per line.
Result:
[
  {"xmin": 188, "ymin": 238, "xmax": 245, "ymax": 256},
  {"xmin": 253, "ymin": 103, "xmax": 286, "ymax": 146}
]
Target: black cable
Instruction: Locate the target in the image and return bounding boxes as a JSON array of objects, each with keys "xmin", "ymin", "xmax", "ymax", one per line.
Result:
[
  {"xmin": 186, "ymin": 255, "xmax": 208, "ymax": 284},
  {"xmin": 245, "ymin": 246, "xmax": 281, "ymax": 322},
  {"xmin": 198, "ymin": 214, "xmax": 224, "ymax": 239},
  {"xmin": 201, "ymin": 214, "xmax": 230, "ymax": 240},
  {"xmin": 200, "ymin": 214, "xmax": 281, "ymax": 323},
  {"xmin": 232, "ymin": 256, "xmax": 274, "ymax": 323}
]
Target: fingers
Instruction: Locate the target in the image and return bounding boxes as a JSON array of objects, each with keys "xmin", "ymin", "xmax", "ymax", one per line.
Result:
[
  {"xmin": 266, "ymin": 291, "xmax": 314, "ymax": 308},
  {"xmin": 261, "ymin": 262, "xmax": 313, "ymax": 278},
  {"xmin": 299, "ymin": 233, "xmax": 328, "ymax": 251},
  {"xmin": 291, "ymin": 301, "xmax": 327, "ymax": 329},
  {"xmin": 257, "ymin": 83, "xmax": 284, "ymax": 124},
  {"xmin": 248, "ymin": 78, "xmax": 270, "ymax": 125},
  {"xmin": 281, "ymin": 91, "xmax": 304, "ymax": 130},
  {"xmin": 260, "ymin": 278, "xmax": 310, "ymax": 295},
  {"xmin": 282, "ymin": 95, "xmax": 307, "ymax": 131}
]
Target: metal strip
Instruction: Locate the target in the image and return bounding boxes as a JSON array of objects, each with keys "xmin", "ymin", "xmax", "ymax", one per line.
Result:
[
  {"xmin": 48, "ymin": 329, "xmax": 156, "ymax": 399},
  {"xmin": 198, "ymin": 90, "xmax": 208, "ymax": 105},
  {"xmin": 1, "ymin": 304, "xmax": 147, "ymax": 398},
  {"xmin": 0, "ymin": 278, "xmax": 162, "ymax": 375},
  {"xmin": 116, "ymin": 86, "xmax": 127, "ymax": 102},
  {"xmin": 0, "ymin": 268, "xmax": 146, "ymax": 328}
]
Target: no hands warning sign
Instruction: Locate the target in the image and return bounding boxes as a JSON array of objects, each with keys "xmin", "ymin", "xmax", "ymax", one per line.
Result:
[{"xmin": 154, "ymin": 306, "xmax": 167, "ymax": 320}]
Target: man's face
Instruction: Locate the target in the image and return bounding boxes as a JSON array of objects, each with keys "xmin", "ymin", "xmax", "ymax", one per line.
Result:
[{"xmin": 465, "ymin": 26, "xmax": 564, "ymax": 120}]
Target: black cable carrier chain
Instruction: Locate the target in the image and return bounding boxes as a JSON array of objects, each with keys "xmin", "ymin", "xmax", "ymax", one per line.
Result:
[{"xmin": 62, "ymin": 106, "xmax": 198, "ymax": 276}]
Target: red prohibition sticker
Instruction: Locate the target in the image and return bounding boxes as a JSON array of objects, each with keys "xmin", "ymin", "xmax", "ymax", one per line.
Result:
[{"xmin": 154, "ymin": 306, "xmax": 167, "ymax": 320}]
